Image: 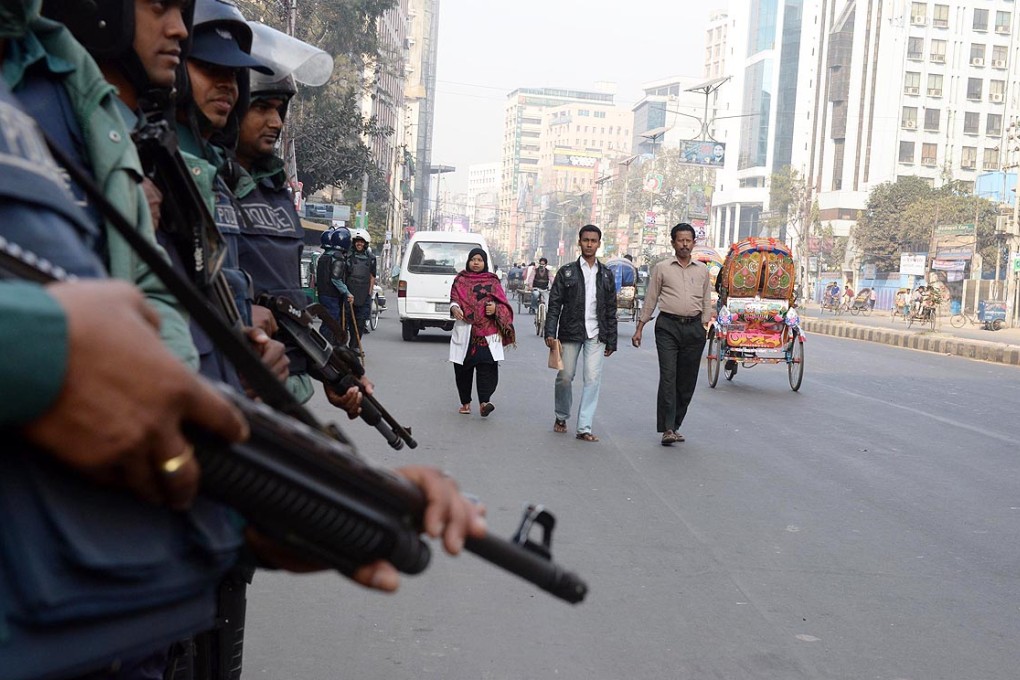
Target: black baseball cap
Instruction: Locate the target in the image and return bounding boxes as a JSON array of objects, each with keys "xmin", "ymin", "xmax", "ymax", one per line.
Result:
[{"xmin": 190, "ymin": 25, "xmax": 274, "ymax": 74}]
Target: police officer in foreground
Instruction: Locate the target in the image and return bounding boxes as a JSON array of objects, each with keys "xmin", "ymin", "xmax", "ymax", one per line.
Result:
[{"xmin": 1, "ymin": 3, "xmax": 486, "ymax": 679}]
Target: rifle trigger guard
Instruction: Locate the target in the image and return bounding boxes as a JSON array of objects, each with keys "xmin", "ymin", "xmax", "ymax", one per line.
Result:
[{"xmin": 511, "ymin": 504, "xmax": 556, "ymax": 561}]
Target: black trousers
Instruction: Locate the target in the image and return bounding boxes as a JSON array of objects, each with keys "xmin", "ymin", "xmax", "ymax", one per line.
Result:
[
  {"xmin": 654, "ymin": 315, "xmax": 707, "ymax": 432},
  {"xmin": 454, "ymin": 361, "xmax": 498, "ymax": 404}
]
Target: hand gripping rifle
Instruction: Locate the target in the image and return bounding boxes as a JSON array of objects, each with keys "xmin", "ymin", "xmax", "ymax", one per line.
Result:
[
  {"xmin": 14, "ymin": 134, "xmax": 589, "ymax": 604},
  {"xmin": 258, "ymin": 293, "xmax": 417, "ymax": 450}
]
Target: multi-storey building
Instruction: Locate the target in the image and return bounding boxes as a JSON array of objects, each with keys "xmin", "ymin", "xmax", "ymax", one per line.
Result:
[
  {"xmin": 713, "ymin": 0, "xmax": 1020, "ymax": 265},
  {"xmin": 362, "ymin": 0, "xmax": 409, "ymax": 256},
  {"xmin": 631, "ymin": 76, "xmax": 706, "ymax": 156},
  {"xmin": 711, "ymin": 0, "xmax": 811, "ymax": 248},
  {"xmin": 467, "ymin": 162, "xmax": 500, "ymax": 245},
  {"xmin": 499, "ymin": 87, "xmax": 617, "ymax": 260},
  {"xmin": 706, "ymin": 10, "xmax": 730, "ymax": 80},
  {"xmin": 404, "ymin": 0, "xmax": 440, "ymax": 242},
  {"xmin": 806, "ymin": 0, "xmax": 1020, "ymax": 238}
]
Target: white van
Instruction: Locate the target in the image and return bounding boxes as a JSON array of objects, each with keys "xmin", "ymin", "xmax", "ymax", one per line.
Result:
[{"xmin": 398, "ymin": 231, "xmax": 490, "ymax": 341}]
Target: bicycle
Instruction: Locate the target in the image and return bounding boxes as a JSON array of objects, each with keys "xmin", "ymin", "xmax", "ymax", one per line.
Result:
[
  {"xmin": 532, "ymin": 289, "xmax": 548, "ymax": 336},
  {"xmin": 369, "ymin": 286, "xmax": 385, "ymax": 331},
  {"xmin": 949, "ymin": 310, "xmax": 976, "ymax": 328}
]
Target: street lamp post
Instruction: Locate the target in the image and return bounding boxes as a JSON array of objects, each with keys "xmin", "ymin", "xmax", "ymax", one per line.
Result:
[
  {"xmin": 428, "ymin": 164, "xmax": 455, "ymax": 230},
  {"xmin": 1005, "ymin": 118, "xmax": 1020, "ymax": 327}
]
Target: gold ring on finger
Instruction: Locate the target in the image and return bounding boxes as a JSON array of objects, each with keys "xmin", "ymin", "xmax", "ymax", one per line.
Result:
[{"xmin": 160, "ymin": 444, "xmax": 195, "ymax": 476}]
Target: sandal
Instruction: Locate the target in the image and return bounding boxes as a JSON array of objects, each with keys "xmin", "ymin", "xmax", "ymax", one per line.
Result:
[
  {"xmin": 553, "ymin": 419, "xmax": 567, "ymax": 433},
  {"xmin": 480, "ymin": 402, "xmax": 495, "ymax": 418},
  {"xmin": 575, "ymin": 432, "xmax": 599, "ymax": 442},
  {"xmin": 458, "ymin": 404, "xmax": 471, "ymax": 415}
]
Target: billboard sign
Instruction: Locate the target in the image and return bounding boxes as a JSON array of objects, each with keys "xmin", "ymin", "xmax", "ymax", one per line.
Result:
[
  {"xmin": 552, "ymin": 148, "xmax": 600, "ymax": 169},
  {"xmin": 932, "ymin": 259, "xmax": 966, "ymax": 271},
  {"xmin": 899, "ymin": 252, "xmax": 927, "ymax": 276},
  {"xmin": 680, "ymin": 140, "xmax": 725, "ymax": 167},
  {"xmin": 304, "ymin": 203, "xmax": 351, "ymax": 221}
]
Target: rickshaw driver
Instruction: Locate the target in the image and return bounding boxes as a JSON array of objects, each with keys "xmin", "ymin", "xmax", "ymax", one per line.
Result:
[{"xmin": 824, "ymin": 281, "xmax": 840, "ymax": 308}]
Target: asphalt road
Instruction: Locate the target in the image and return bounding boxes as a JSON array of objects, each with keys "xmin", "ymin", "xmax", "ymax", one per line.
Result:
[{"xmin": 243, "ymin": 302, "xmax": 1020, "ymax": 680}]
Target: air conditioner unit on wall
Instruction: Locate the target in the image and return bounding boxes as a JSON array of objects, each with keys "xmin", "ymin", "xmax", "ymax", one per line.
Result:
[
  {"xmin": 993, "ymin": 59, "xmax": 1007, "ymax": 68},
  {"xmin": 971, "ymin": 57, "xmax": 984, "ymax": 66},
  {"xmin": 991, "ymin": 93, "xmax": 1004, "ymax": 102},
  {"xmin": 904, "ymin": 120, "xmax": 917, "ymax": 129},
  {"xmin": 911, "ymin": 14, "xmax": 926, "ymax": 25},
  {"xmin": 905, "ymin": 86, "xmax": 919, "ymax": 94},
  {"xmin": 928, "ymin": 88, "xmax": 943, "ymax": 96}
]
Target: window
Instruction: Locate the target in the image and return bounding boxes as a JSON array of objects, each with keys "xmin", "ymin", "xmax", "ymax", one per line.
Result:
[
  {"xmin": 992, "ymin": 45, "xmax": 1008, "ymax": 68},
  {"xmin": 922, "ymin": 143, "xmax": 937, "ymax": 165},
  {"xmin": 983, "ymin": 148, "xmax": 1000, "ymax": 170},
  {"xmin": 578, "ymin": 109, "xmax": 590, "ymax": 117},
  {"xmin": 987, "ymin": 113, "xmax": 1002, "ymax": 136},
  {"xmin": 970, "ymin": 43, "xmax": 986, "ymax": 65},
  {"xmin": 905, "ymin": 71, "xmax": 921, "ymax": 95},
  {"xmin": 964, "ymin": 111, "xmax": 980, "ymax": 134},
  {"xmin": 930, "ymin": 39, "xmax": 946, "ymax": 63},
  {"xmin": 995, "ymin": 11, "xmax": 1011, "ymax": 33},
  {"xmin": 927, "ymin": 73, "xmax": 944, "ymax": 96},
  {"xmin": 974, "ymin": 8, "xmax": 988, "ymax": 30},
  {"xmin": 899, "ymin": 141, "xmax": 915, "ymax": 163},
  {"xmin": 908, "ymin": 37, "xmax": 924, "ymax": 60},
  {"xmin": 924, "ymin": 108, "xmax": 941, "ymax": 131},
  {"xmin": 911, "ymin": 1, "xmax": 927, "ymax": 24},
  {"xmin": 990, "ymin": 80, "xmax": 1005, "ymax": 102},
  {"xmin": 902, "ymin": 106, "xmax": 919, "ymax": 128},
  {"xmin": 933, "ymin": 4, "xmax": 949, "ymax": 27},
  {"xmin": 967, "ymin": 78, "xmax": 983, "ymax": 100},
  {"xmin": 594, "ymin": 110, "xmax": 606, "ymax": 118},
  {"xmin": 961, "ymin": 146, "xmax": 977, "ymax": 169}
]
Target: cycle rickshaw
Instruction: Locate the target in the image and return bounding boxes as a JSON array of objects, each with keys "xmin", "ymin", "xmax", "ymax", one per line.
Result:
[
  {"xmin": 706, "ymin": 237, "xmax": 804, "ymax": 391},
  {"xmin": 692, "ymin": 246, "xmax": 724, "ymax": 320},
  {"xmin": 605, "ymin": 257, "xmax": 642, "ymax": 322},
  {"xmin": 849, "ymin": 288, "xmax": 874, "ymax": 316}
]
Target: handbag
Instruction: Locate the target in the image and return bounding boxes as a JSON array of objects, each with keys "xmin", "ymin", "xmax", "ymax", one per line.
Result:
[{"xmin": 547, "ymin": 339, "xmax": 563, "ymax": 370}]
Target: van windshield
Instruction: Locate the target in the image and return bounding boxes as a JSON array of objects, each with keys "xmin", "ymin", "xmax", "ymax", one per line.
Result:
[{"xmin": 407, "ymin": 241, "xmax": 481, "ymax": 274}]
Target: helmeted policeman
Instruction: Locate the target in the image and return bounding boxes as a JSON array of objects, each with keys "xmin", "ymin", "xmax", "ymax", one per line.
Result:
[
  {"xmin": 346, "ymin": 227, "xmax": 376, "ymax": 344},
  {"xmin": 315, "ymin": 226, "xmax": 352, "ymax": 344},
  {"xmin": 233, "ymin": 69, "xmax": 314, "ymax": 401}
]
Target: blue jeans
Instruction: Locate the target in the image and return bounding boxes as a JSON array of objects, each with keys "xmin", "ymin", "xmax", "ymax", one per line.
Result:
[{"xmin": 555, "ymin": 337, "xmax": 605, "ymax": 434}]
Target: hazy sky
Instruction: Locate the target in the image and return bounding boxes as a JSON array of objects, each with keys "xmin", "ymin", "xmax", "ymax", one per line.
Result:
[{"xmin": 431, "ymin": 0, "xmax": 728, "ymax": 196}]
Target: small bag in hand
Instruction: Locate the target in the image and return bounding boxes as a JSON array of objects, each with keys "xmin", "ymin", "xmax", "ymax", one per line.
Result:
[{"xmin": 547, "ymin": 339, "xmax": 563, "ymax": 370}]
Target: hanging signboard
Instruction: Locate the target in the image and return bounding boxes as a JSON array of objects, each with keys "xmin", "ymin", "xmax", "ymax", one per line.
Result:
[{"xmin": 899, "ymin": 252, "xmax": 927, "ymax": 276}]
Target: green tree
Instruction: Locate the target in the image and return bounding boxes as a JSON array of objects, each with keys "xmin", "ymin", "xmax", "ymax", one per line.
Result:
[
  {"xmin": 852, "ymin": 176, "xmax": 933, "ymax": 271},
  {"xmin": 234, "ymin": 0, "xmax": 397, "ymax": 196}
]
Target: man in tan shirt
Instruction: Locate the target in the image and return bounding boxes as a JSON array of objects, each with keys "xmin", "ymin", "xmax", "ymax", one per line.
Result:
[{"xmin": 631, "ymin": 223, "xmax": 712, "ymax": 445}]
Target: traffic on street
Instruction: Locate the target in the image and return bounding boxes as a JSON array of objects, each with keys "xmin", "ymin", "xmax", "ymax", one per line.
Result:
[{"xmin": 245, "ymin": 299, "xmax": 1020, "ymax": 680}]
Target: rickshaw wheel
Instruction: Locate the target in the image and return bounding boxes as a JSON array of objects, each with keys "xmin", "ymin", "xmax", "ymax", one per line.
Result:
[
  {"xmin": 706, "ymin": 332, "xmax": 721, "ymax": 388},
  {"xmin": 788, "ymin": 337, "xmax": 804, "ymax": 391},
  {"xmin": 993, "ymin": 319, "xmax": 1004, "ymax": 331}
]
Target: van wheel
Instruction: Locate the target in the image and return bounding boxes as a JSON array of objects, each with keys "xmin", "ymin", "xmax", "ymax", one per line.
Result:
[{"xmin": 401, "ymin": 321, "xmax": 419, "ymax": 341}]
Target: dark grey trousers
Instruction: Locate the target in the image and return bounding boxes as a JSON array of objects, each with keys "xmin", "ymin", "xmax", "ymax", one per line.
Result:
[{"xmin": 654, "ymin": 315, "xmax": 707, "ymax": 432}]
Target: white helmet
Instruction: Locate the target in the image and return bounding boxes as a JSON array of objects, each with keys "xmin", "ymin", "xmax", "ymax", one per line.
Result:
[{"xmin": 352, "ymin": 228, "xmax": 371, "ymax": 244}]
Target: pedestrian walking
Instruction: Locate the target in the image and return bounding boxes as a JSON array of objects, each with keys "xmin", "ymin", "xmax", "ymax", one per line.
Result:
[
  {"xmin": 449, "ymin": 248, "xmax": 516, "ymax": 417},
  {"xmin": 631, "ymin": 223, "xmax": 711, "ymax": 445},
  {"xmin": 544, "ymin": 225, "xmax": 618, "ymax": 442}
]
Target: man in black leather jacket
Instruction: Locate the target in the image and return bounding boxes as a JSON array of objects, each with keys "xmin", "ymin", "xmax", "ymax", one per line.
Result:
[{"xmin": 543, "ymin": 225, "xmax": 617, "ymax": 442}]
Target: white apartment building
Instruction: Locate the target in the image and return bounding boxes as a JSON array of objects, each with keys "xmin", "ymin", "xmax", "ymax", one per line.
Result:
[
  {"xmin": 467, "ymin": 163, "xmax": 499, "ymax": 245},
  {"xmin": 706, "ymin": 10, "xmax": 730, "ymax": 80},
  {"xmin": 714, "ymin": 0, "xmax": 1020, "ymax": 254},
  {"xmin": 631, "ymin": 76, "xmax": 709, "ymax": 156},
  {"xmin": 499, "ymin": 87, "xmax": 617, "ymax": 260},
  {"xmin": 806, "ymin": 0, "xmax": 1020, "ymax": 236}
]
